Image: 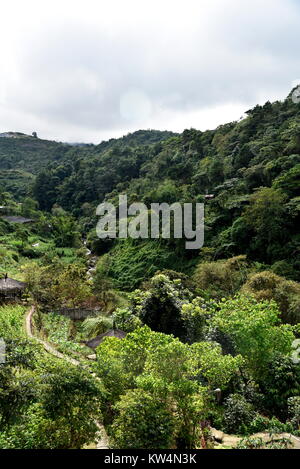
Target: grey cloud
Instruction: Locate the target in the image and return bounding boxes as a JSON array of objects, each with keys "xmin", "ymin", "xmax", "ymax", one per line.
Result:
[{"xmin": 1, "ymin": 0, "xmax": 300, "ymax": 142}]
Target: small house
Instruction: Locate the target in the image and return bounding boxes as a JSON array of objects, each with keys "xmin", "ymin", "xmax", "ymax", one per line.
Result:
[{"xmin": 0, "ymin": 276, "xmax": 27, "ymax": 302}]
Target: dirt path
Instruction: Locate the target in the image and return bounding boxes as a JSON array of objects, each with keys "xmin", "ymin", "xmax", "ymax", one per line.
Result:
[
  {"xmin": 25, "ymin": 306, "xmax": 80, "ymax": 366},
  {"xmin": 25, "ymin": 306, "xmax": 109, "ymax": 449}
]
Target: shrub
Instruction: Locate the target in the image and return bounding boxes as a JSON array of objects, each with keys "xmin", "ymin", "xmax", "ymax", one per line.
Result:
[
  {"xmin": 236, "ymin": 437, "xmax": 265, "ymax": 450},
  {"xmin": 110, "ymin": 389, "xmax": 176, "ymax": 449},
  {"xmin": 209, "ymin": 296, "xmax": 295, "ymax": 379},
  {"xmin": 0, "ymin": 305, "xmax": 26, "ymax": 339},
  {"xmin": 271, "ymin": 260, "xmax": 298, "ymax": 281},
  {"xmin": 223, "ymin": 394, "xmax": 255, "ymax": 435},
  {"xmin": 193, "ymin": 256, "xmax": 249, "ymax": 298},
  {"xmin": 112, "ymin": 307, "xmax": 143, "ymax": 332},
  {"xmin": 242, "ymin": 271, "xmax": 300, "ymax": 324},
  {"xmin": 20, "ymin": 246, "xmax": 41, "ymax": 259},
  {"xmin": 260, "ymin": 353, "xmax": 300, "ymax": 418}
]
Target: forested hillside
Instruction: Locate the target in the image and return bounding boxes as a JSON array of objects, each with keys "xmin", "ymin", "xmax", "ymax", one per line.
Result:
[
  {"xmin": 1, "ymin": 93, "xmax": 300, "ymax": 288},
  {"xmin": 0, "ymin": 92, "xmax": 299, "ymax": 450},
  {"xmin": 27, "ymin": 90, "xmax": 300, "ymax": 288}
]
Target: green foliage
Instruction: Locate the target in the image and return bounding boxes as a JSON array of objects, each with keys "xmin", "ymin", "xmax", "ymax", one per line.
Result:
[
  {"xmin": 2, "ymin": 92, "xmax": 300, "ymax": 281},
  {"xmin": 190, "ymin": 342, "xmax": 244, "ymax": 390},
  {"xmin": 209, "ymin": 295, "xmax": 296, "ymax": 378},
  {"xmin": 0, "ymin": 297, "xmax": 104, "ymax": 449},
  {"xmin": 51, "ymin": 214, "xmax": 80, "ymax": 248},
  {"xmin": 223, "ymin": 394, "xmax": 256, "ymax": 434},
  {"xmin": 260, "ymin": 353, "xmax": 300, "ymax": 418},
  {"xmin": 180, "ymin": 297, "xmax": 208, "ymax": 343},
  {"xmin": 1, "ymin": 92, "xmax": 300, "ymax": 449},
  {"xmin": 96, "ymin": 326, "xmax": 241, "ymax": 448},
  {"xmin": 102, "ymin": 239, "xmax": 191, "ymax": 291},
  {"xmin": 40, "ymin": 312, "xmax": 84, "ymax": 355},
  {"xmin": 236, "ymin": 435, "xmax": 292, "ymax": 450},
  {"xmin": 24, "ymin": 262, "xmax": 93, "ymax": 308},
  {"xmin": 0, "ymin": 305, "xmax": 26, "ymax": 339},
  {"xmin": 2, "ymin": 92, "xmax": 300, "ymax": 286},
  {"xmin": 81, "ymin": 314, "xmax": 114, "ymax": 338},
  {"xmin": 242, "ymin": 271, "xmax": 300, "ymax": 324},
  {"xmin": 110, "ymin": 389, "xmax": 176, "ymax": 449},
  {"xmin": 0, "ymin": 360, "xmax": 105, "ymax": 449},
  {"xmin": 21, "ymin": 198, "xmax": 39, "ymax": 218},
  {"xmin": 243, "ymin": 187, "xmax": 288, "ymax": 263},
  {"xmin": 271, "ymin": 260, "xmax": 298, "ymax": 281},
  {"xmin": 0, "ymin": 339, "xmax": 39, "ymax": 427},
  {"xmin": 273, "ymin": 164, "xmax": 300, "ymax": 197},
  {"xmin": 0, "ymin": 403, "xmax": 78, "ymax": 449},
  {"xmin": 112, "ymin": 307, "xmax": 143, "ymax": 332},
  {"xmin": 288, "ymin": 397, "xmax": 300, "ymax": 430},
  {"xmin": 135, "ymin": 274, "xmax": 192, "ymax": 339},
  {"xmin": 0, "ymin": 170, "xmax": 35, "ymax": 199},
  {"xmin": 95, "ymin": 327, "xmax": 174, "ymax": 405},
  {"xmin": 193, "ymin": 256, "xmax": 249, "ymax": 298},
  {"xmin": 0, "ymin": 135, "xmax": 69, "ymax": 174}
]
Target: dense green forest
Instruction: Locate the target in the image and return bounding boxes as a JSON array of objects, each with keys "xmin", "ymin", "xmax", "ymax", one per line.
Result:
[{"xmin": 0, "ymin": 91, "xmax": 299, "ymax": 449}]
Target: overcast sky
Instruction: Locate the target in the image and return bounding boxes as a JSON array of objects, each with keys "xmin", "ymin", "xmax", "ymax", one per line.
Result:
[{"xmin": 0, "ymin": 0, "xmax": 299, "ymax": 143}]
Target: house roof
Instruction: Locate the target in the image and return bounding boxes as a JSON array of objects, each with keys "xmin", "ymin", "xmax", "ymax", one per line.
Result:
[
  {"xmin": 85, "ymin": 329, "xmax": 127, "ymax": 350},
  {"xmin": 0, "ymin": 277, "xmax": 27, "ymax": 292},
  {"xmin": 1, "ymin": 216, "xmax": 35, "ymax": 224}
]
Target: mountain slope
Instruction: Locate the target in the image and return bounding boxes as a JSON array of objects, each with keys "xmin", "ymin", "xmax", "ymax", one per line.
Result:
[
  {"xmin": 0, "ymin": 130, "xmax": 176, "ymax": 197},
  {"xmin": 1, "ymin": 92, "xmax": 300, "ymax": 286}
]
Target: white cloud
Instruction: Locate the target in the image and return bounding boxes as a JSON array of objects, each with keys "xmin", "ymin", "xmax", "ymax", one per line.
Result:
[{"xmin": 0, "ymin": 0, "xmax": 300, "ymax": 142}]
